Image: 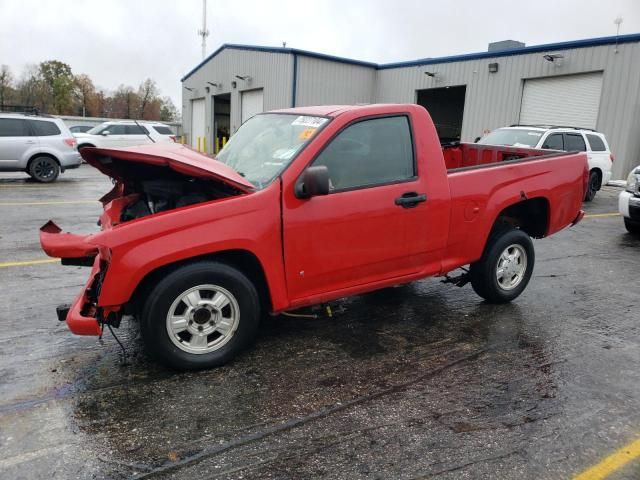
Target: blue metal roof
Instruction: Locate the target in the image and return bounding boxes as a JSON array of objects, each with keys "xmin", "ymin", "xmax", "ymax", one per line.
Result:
[{"xmin": 181, "ymin": 33, "xmax": 640, "ymax": 81}]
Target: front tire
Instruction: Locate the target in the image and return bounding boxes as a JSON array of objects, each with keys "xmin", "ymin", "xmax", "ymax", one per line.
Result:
[
  {"xmin": 470, "ymin": 228, "xmax": 535, "ymax": 303},
  {"xmin": 141, "ymin": 261, "xmax": 260, "ymax": 370},
  {"xmin": 625, "ymin": 218, "xmax": 640, "ymax": 235},
  {"xmin": 28, "ymin": 156, "xmax": 60, "ymax": 183}
]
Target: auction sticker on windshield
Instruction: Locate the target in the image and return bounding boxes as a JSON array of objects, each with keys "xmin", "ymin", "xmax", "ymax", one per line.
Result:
[
  {"xmin": 298, "ymin": 128, "xmax": 316, "ymax": 140},
  {"xmin": 291, "ymin": 116, "xmax": 327, "ymax": 128}
]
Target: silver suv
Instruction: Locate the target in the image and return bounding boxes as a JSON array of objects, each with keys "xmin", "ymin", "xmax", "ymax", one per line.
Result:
[{"xmin": 0, "ymin": 113, "xmax": 82, "ymax": 182}]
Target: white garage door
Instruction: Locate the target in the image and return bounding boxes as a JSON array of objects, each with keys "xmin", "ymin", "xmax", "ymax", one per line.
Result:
[
  {"xmin": 519, "ymin": 72, "xmax": 603, "ymax": 129},
  {"xmin": 191, "ymin": 98, "xmax": 205, "ymax": 148},
  {"xmin": 241, "ymin": 89, "xmax": 264, "ymax": 124}
]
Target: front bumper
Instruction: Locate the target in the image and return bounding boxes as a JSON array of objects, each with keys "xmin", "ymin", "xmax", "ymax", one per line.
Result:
[
  {"xmin": 618, "ymin": 191, "xmax": 640, "ymax": 221},
  {"xmin": 40, "ymin": 221, "xmax": 109, "ymax": 336},
  {"xmin": 63, "ymin": 256, "xmax": 106, "ymax": 336}
]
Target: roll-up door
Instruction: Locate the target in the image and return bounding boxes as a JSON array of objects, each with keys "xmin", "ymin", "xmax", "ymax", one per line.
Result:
[
  {"xmin": 191, "ymin": 98, "xmax": 205, "ymax": 148},
  {"xmin": 519, "ymin": 72, "xmax": 603, "ymax": 129},
  {"xmin": 241, "ymin": 89, "xmax": 264, "ymax": 124}
]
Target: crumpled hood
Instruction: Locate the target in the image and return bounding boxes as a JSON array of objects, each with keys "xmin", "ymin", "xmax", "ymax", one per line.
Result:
[{"xmin": 80, "ymin": 143, "xmax": 255, "ymax": 193}]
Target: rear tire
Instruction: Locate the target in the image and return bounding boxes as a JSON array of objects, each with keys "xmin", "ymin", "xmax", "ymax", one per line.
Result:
[
  {"xmin": 28, "ymin": 156, "xmax": 60, "ymax": 183},
  {"xmin": 470, "ymin": 228, "xmax": 535, "ymax": 303},
  {"xmin": 624, "ymin": 218, "xmax": 640, "ymax": 235},
  {"xmin": 140, "ymin": 261, "xmax": 260, "ymax": 370},
  {"xmin": 584, "ymin": 170, "xmax": 600, "ymax": 202}
]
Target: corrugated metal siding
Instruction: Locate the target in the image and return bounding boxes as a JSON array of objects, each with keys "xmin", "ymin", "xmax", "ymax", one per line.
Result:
[
  {"xmin": 295, "ymin": 56, "xmax": 375, "ymax": 106},
  {"xmin": 182, "ymin": 42, "xmax": 640, "ymax": 177},
  {"xmin": 375, "ymin": 42, "xmax": 640, "ymax": 178},
  {"xmin": 182, "ymin": 49, "xmax": 293, "ymax": 143}
]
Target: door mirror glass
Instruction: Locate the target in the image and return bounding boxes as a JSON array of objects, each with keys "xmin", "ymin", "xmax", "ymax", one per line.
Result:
[{"xmin": 295, "ymin": 166, "xmax": 330, "ymax": 199}]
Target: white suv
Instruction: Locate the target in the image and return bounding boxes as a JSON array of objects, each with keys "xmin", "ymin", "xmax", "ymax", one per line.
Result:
[
  {"xmin": 0, "ymin": 113, "xmax": 82, "ymax": 182},
  {"xmin": 75, "ymin": 121, "xmax": 176, "ymax": 151},
  {"xmin": 619, "ymin": 165, "xmax": 640, "ymax": 234},
  {"xmin": 478, "ymin": 126, "xmax": 614, "ymax": 201}
]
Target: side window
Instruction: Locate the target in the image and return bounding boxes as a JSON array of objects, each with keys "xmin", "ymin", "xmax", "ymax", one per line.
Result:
[
  {"xmin": 312, "ymin": 116, "xmax": 414, "ymax": 191},
  {"xmin": 586, "ymin": 134, "xmax": 606, "ymax": 152},
  {"xmin": 105, "ymin": 125, "xmax": 127, "ymax": 135},
  {"xmin": 542, "ymin": 133, "xmax": 564, "ymax": 150},
  {"xmin": 125, "ymin": 124, "xmax": 148, "ymax": 135},
  {"xmin": 29, "ymin": 120, "xmax": 61, "ymax": 136},
  {"xmin": 565, "ymin": 133, "xmax": 586, "ymax": 152},
  {"xmin": 0, "ymin": 118, "xmax": 31, "ymax": 137},
  {"xmin": 152, "ymin": 125, "xmax": 173, "ymax": 135}
]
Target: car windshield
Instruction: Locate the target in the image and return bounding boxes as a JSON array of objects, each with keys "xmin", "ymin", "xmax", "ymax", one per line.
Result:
[
  {"xmin": 216, "ymin": 113, "xmax": 329, "ymax": 189},
  {"xmin": 86, "ymin": 124, "xmax": 110, "ymax": 135},
  {"xmin": 478, "ymin": 128, "xmax": 543, "ymax": 147}
]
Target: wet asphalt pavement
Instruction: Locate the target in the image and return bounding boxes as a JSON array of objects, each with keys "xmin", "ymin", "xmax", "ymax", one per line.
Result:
[{"xmin": 0, "ymin": 165, "xmax": 639, "ymax": 480}]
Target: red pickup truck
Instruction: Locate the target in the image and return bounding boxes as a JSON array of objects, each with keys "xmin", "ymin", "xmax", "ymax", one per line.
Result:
[{"xmin": 40, "ymin": 104, "xmax": 587, "ymax": 369}]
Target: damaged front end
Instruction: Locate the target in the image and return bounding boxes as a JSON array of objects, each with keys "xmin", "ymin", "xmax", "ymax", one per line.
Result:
[
  {"xmin": 40, "ymin": 221, "xmax": 115, "ymax": 335},
  {"xmin": 40, "ymin": 143, "xmax": 255, "ymax": 337}
]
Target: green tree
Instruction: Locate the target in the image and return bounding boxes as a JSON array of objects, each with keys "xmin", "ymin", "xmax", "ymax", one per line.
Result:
[
  {"xmin": 39, "ymin": 60, "xmax": 75, "ymax": 114},
  {"xmin": 160, "ymin": 96, "xmax": 179, "ymax": 122}
]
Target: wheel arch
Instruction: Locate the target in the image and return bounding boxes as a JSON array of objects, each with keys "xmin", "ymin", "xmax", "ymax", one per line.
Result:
[
  {"xmin": 125, "ymin": 249, "xmax": 273, "ymax": 316},
  {"xmin": 26, "ymin": 152, "xmax": 61, "ymax": 172},
  {"xmin": 589, "ymin": 167, "xmax": 603, "ymax": 190},
  {"xmin": 490, "ymin": 197, "xmax": 550, "ymax": 239}
]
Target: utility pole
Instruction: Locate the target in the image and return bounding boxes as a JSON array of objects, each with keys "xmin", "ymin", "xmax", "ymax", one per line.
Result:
[
  {"xmin": 198, "ymin": 0, "xmax": 210, "ymax": 60},
  {"xmin": 614, "ymin": 16, "xmax": 623, "ymax": 53}
]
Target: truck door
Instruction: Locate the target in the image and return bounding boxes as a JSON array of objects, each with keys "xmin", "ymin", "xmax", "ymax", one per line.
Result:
[{"xmin": 282, "ymin": 114, "xmax": 436, "ymax": 301}]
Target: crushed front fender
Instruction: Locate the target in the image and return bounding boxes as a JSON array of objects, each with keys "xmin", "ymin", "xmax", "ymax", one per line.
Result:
[{"xmin": 39, "ymin": 220, "xmax": 99, "ymax": 259}]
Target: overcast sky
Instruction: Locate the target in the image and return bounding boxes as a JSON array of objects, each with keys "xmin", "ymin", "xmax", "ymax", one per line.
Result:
[{"xmin": 1, "ymin": 0, "xmax": 639, "ymax": 110}]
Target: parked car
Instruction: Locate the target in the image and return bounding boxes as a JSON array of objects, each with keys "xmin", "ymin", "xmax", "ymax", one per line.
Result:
[
  {"xmin": 619, "ymin": 165, "xmax": 640, "ymax": 234},
  {"xmin": 478, "ymin": 125, "xmax": 613, "ymax": 201},
  {"xmin": 69, "ymin": 125, "xmax": 93, "ymax": 134},
  {"xmin": 40, "ymin": 104, "xmax": 587, "ymax": 370},
  {"xmin": 0, "ymin": 112, "xmax": 82, "ymax": 182},
  {"xmin": 74, "ymin": 121, "xmax": 176, "ymax": 151}
]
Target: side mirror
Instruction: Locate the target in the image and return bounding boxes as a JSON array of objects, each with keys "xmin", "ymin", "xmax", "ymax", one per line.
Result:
[
  {"xmin": 474, "ymin": 136, "xmax": 481, "ymax": 143},
  {"xmin": 295, "ymin": 166, "xmax": 330, "ymax": 199},
  {"xmin": 101, "ymin": 131, "xmax": 110, "ymax": 136}
]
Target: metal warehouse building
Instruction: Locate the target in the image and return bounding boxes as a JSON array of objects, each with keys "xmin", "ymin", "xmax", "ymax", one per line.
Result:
[{"xmin": 181, "ymin": 33, "xmax": 640, "ymax": 179}]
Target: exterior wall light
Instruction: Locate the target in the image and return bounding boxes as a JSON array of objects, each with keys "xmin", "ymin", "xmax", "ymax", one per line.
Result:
[{"xmin": 543, "ymin": 53, "xmax": 564, "ymax": 66}]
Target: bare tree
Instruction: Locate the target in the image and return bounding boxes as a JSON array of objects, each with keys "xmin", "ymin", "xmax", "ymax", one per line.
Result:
[
  {"xmin": 137, "ymin": 78, "xmax": 159, "ymax": 119},
  {"xmin": 112, "ymin": 85, "xmax": 139, "ymax": 119},
  {"xmin": 0, "ymin": 65, "xmax": 14, "ymax": 109},
  {"xmin": 15, "ymin": 64, "xmax": 46, "ymax": 111},
  {"xmin": 74, "ymin": 74, "xmax": 97, "ymax": 117}
]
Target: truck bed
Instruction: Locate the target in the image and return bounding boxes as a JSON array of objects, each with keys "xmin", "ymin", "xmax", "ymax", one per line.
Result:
[{"xmin": 442, "ymin": 143, "xmax": 560, "ymax": 171}]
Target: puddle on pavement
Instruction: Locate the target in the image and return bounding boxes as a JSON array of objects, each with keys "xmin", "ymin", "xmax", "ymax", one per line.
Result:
[{"xmin": 66, "ymin": 280, "xmax": 562, "ymax": 474}]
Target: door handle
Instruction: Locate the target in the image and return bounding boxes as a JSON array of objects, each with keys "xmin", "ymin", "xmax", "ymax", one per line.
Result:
[
  {"xmin": 25, "ymin": 140, "xmax": 36, "ymax": 144},
  {"xmin": 395, "ymin": 192, "xmax": 427, "ymax": 208}
]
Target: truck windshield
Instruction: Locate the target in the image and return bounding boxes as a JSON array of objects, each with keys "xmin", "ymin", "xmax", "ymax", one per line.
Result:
[
  {"xmin": 216, "ymin": 113, "xmax": 329, "ymax": 189},
  {"xmin": 478, "ymin": 128, "xmax": 543, "ymax": 147}
]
